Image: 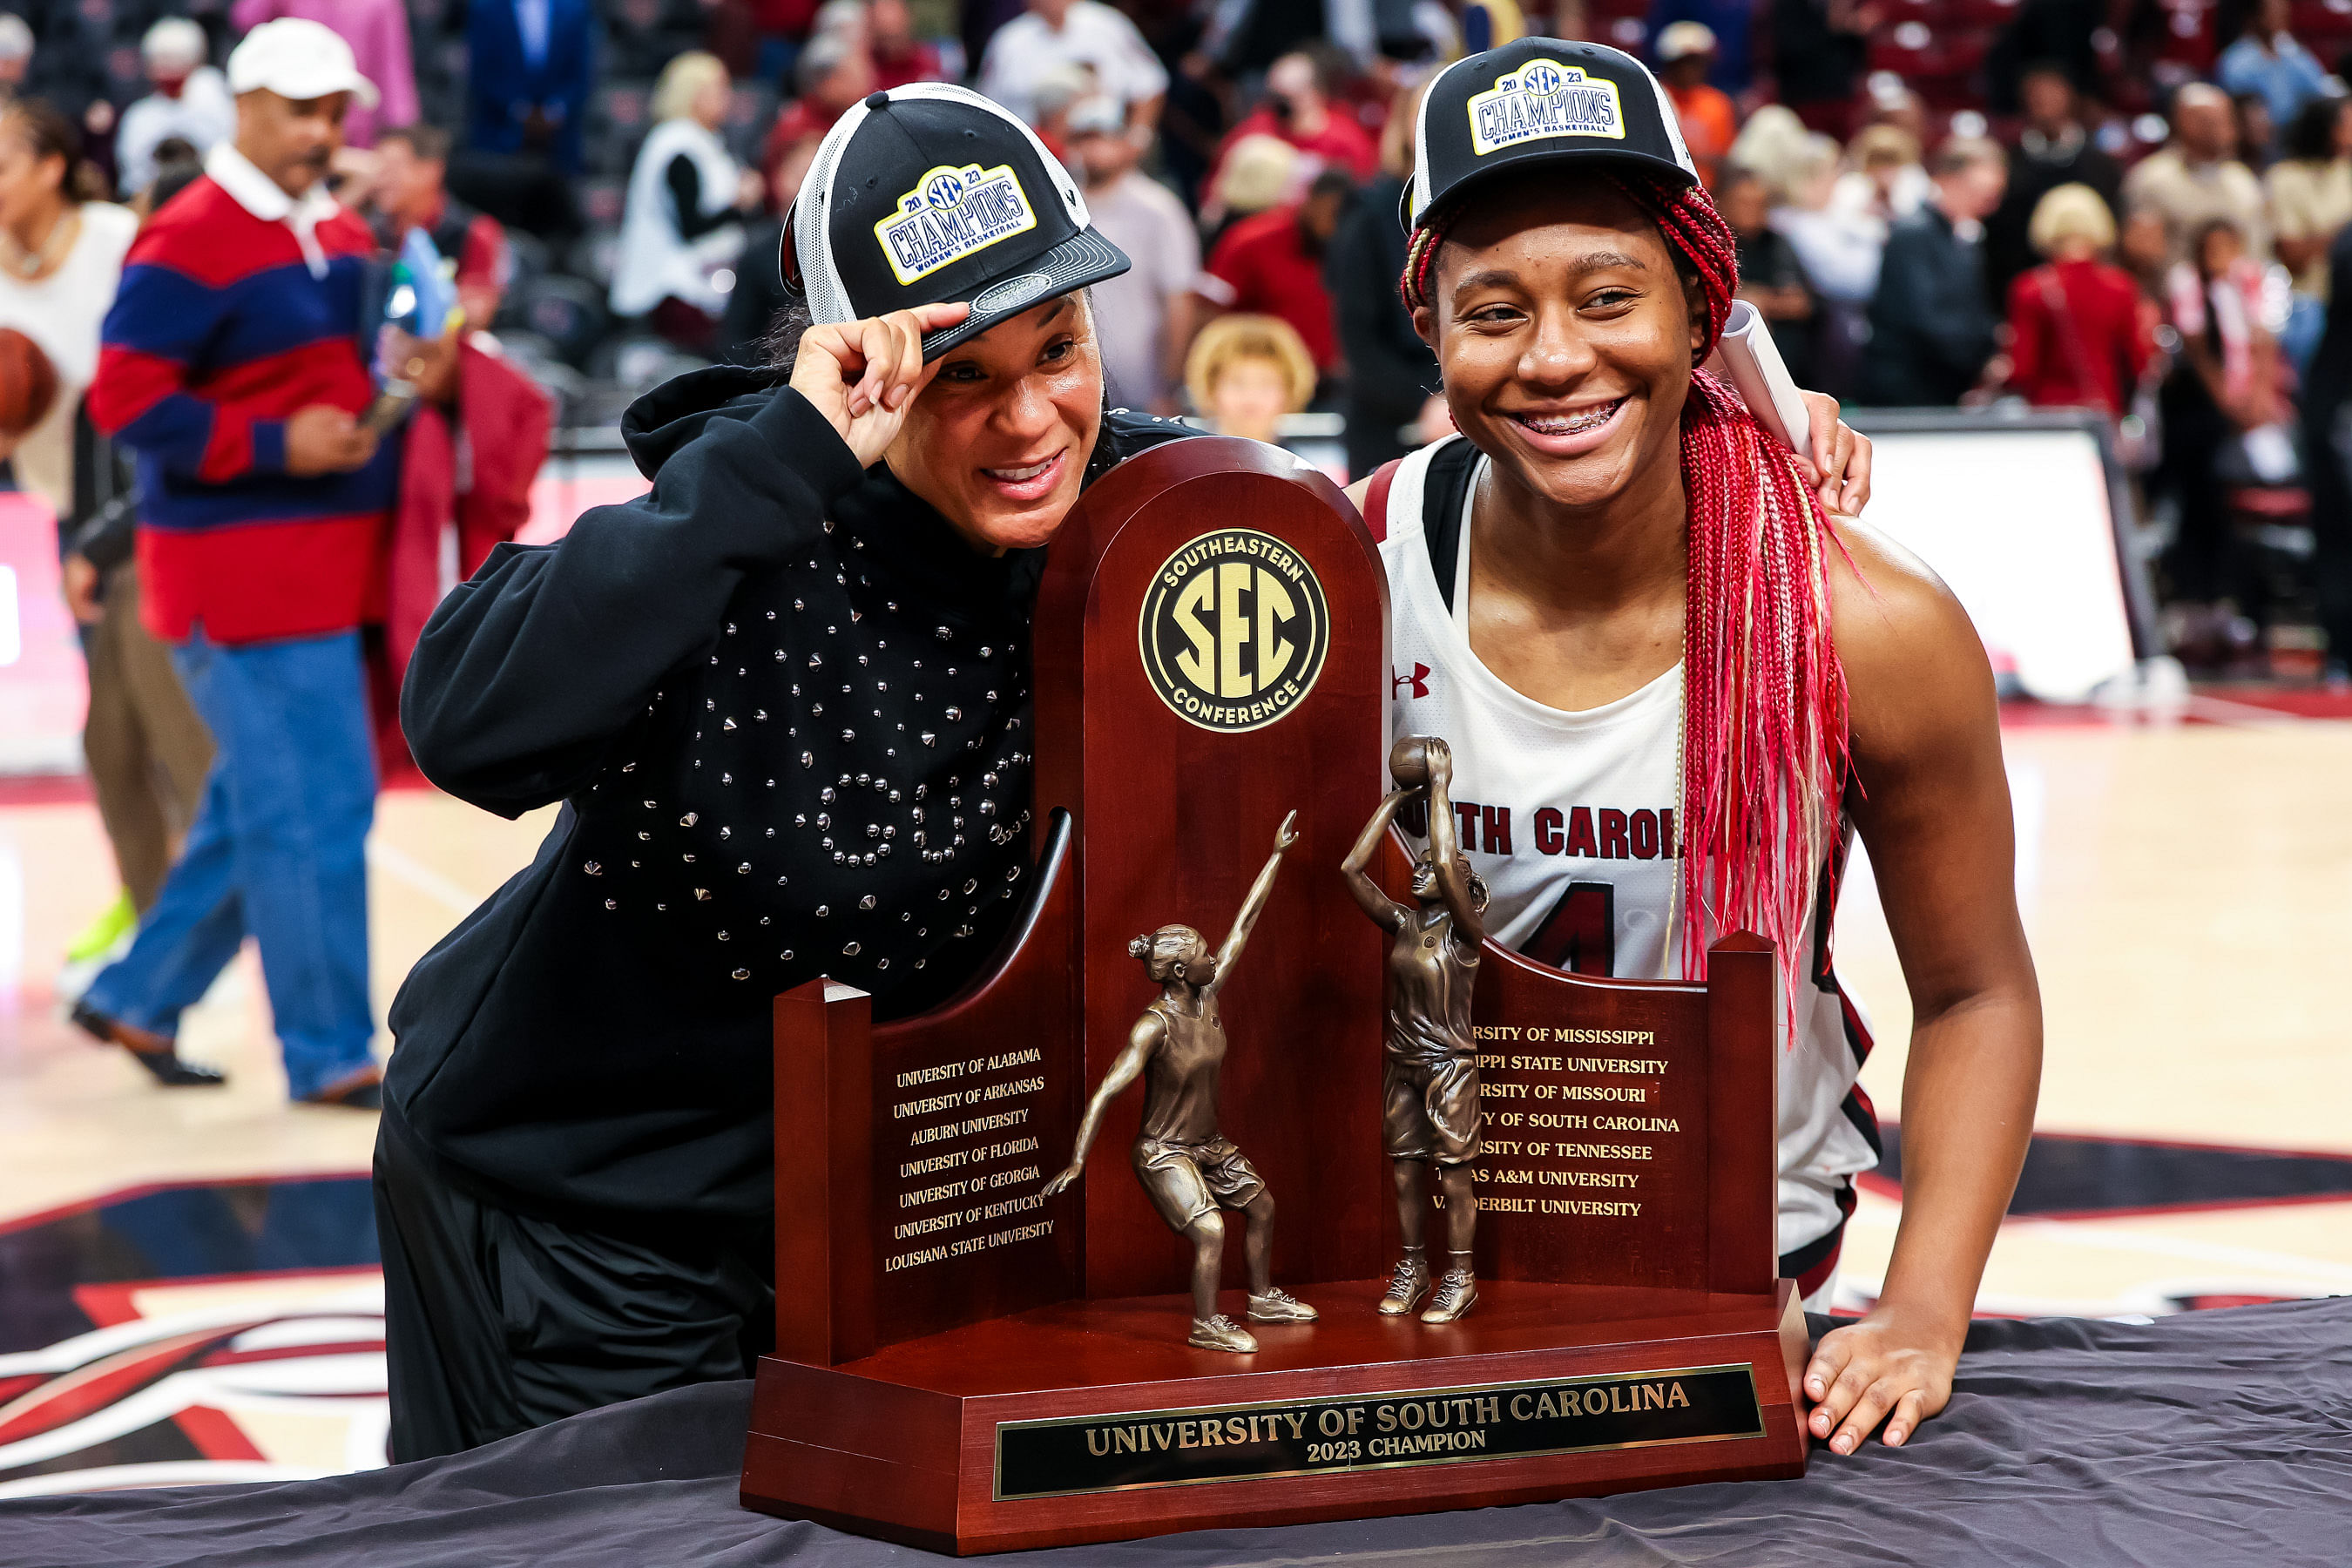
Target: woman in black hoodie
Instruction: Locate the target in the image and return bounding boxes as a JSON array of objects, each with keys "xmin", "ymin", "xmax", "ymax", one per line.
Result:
[{"xmin": 375, "ymin": 86, "xmax": 1197, "ymax": 1461}]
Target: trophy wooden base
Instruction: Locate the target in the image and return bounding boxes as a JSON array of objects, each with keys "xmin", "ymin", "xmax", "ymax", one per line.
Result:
[{"xmin": 740, "ymin": 1279, "xmax": 1810, "ymax": 1555}]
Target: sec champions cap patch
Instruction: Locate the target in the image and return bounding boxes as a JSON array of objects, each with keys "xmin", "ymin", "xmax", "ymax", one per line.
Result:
[
  {"xmin": 875, "ymin": 162, "xmax": 1039, "ymax": 285},
  {"xmin": 1466, "ymin": 58, "xmax": 1625, "ymax": 155}
]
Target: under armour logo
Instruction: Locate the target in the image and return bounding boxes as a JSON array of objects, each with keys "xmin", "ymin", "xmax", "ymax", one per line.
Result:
[{"xmin": 1393, "ymin": 662, "xmax": 1431, "ymax": 700}]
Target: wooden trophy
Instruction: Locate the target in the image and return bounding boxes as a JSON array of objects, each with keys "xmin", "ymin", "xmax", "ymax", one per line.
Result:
[{"xmin": 740, "ymin": 440, "xmax": 1808, "ymax": 1554}]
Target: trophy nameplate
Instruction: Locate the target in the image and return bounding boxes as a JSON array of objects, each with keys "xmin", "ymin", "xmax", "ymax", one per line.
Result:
[
  {"xmin": 990, "ymin": 1361, "xmax": 1768, "ymax": 1500},
  {"xmin": 741, "ymin": 440, "xmax": 1807, "ymax": 1554}
]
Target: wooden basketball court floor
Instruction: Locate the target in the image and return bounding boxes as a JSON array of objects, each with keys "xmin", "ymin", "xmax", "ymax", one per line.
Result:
[{"xmin": 0, "ymin": 700, "xmax": 2346, "ymax": 1490}]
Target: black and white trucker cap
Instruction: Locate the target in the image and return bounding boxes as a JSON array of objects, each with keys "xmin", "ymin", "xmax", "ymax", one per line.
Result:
[
  {"xmin": 784, "ymin": 83, "xmax": 1131, "ymax": 361},
  {"xmin": 1402, "ymin": 38, "xmax": 1699, "ymax": 231}
]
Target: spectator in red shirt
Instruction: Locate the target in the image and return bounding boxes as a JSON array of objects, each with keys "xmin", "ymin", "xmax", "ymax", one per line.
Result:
[
  {"xmin": 1195, "ymin": 166, "xmax": 1354, "ymax": 375},
  {"xmin": 78, "ymin": 20, "xmax": 402, "ymax": 1107},
  {"xmin": 368, "ymin": 123, "xmax": 511, "ymax": 327},
  {"xmin": 2005, "ymin": 181, "xmax": 2152, "ymax": 417},
  {"xmin": 867, "ymin": 0, "xmax": 944, "ymax": 90},
  {"xmin": 761, "ymin": 30, "xmax": 873, "ymax": 209},
  {"xmin": 1206, "ymin": 51, "xmax": 1378, "ymax": 193}
]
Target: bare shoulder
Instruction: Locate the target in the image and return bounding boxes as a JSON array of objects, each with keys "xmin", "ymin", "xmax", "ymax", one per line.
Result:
[
  {"xmin": 1823, "ymin": 517, "xmax": 1996, "ymax": 754},
  {"xmin": 1826, "ymin": 517, "xmax": 1981, "ymax": 674}
]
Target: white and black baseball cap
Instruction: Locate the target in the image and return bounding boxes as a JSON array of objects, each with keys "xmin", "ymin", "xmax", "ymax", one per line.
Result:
[
  {"xmin": 784, "ymin": 83, "xmax": 1131, "ymax": 361},
  {"xmin": 1402, "ymin": 38, "xmax": 1697, "ymax": 231}
]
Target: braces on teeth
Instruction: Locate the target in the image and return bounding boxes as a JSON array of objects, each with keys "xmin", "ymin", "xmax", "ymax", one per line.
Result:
[{"xmin": 1521, "ymin": 398, "xmax": 1624, "ymax": 434}]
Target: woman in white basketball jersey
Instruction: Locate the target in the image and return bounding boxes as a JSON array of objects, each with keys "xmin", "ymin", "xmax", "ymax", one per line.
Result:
[{"xmin": 1351, "ymin": 40, "xmax": 2042, "ymax": 1457}]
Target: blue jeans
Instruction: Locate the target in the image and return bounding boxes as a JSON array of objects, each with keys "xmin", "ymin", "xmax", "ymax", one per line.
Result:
[
  {"xmin": 84, "ymin": 627, "xmax": 377, "ymax": 1098},
  {"xmin": 2283, "ymin": 293, "xmax": 2327, "ymax": 374}
]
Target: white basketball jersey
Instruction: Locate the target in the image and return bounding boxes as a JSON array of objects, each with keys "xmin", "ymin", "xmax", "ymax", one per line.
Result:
[{"xmin": 1377, "ymin": 437, "xmax": 1880, "ymax": 1264}]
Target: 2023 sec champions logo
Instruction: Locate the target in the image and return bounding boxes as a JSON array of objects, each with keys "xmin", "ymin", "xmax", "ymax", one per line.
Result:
[
  {"xmin": 1466, "ymin": 58, "xmax": 1625, "ymax": 155},
  {"xmin": 1139, "ymin": 528, "xmax": 1330, "ymax": 733},
  {"xmin": 875, "ymin": 162, "xmax": 1038, "ymax": 285}
]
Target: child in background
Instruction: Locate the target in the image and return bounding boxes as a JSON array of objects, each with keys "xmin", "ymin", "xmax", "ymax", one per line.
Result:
[{"xmin": 1184, "ymin": 314, "xmax": 1315, "ymax": 447}]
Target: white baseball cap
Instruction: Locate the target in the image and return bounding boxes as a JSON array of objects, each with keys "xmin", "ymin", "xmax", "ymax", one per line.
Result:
[
  {"xmin": 226, "ymin": 18, "xmax": 381, "ymax": 107},
  {"xmin": 1655, "ymin": 21, "xmax": 1718, "ymax": 63},
  {"xmin": 142, "ymin": 17, "xmax": 208, "ymax": 69}
]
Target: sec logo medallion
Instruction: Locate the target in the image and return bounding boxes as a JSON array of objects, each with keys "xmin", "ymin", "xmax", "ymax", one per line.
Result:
[{"xmin": 1138, "ymin": 528, "xmax": 1331, "ymax": 733}]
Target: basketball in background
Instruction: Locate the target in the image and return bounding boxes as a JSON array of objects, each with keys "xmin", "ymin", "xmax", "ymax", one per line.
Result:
[{"xmin": 0, "ymin": 328, "xmax": 57, "ymax": 437}]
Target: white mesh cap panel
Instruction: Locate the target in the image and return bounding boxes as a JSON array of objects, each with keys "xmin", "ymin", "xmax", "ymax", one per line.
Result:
[
  {"xmin": 1408, "ymin": 52, "xmax": 1481, "ymax": 229},
  {"xmin": 793, "ymin": 97, "xmax": 870, "ymax": 325},
  {"xmin": 1639, "ymin": 56, "xmax": 1700, "ymax": 177}
]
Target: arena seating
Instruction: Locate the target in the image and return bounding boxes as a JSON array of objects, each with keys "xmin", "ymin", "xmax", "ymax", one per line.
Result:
[{"xmin": 61, "ymin": 0, "xmax": 2347, "ymax": 418}]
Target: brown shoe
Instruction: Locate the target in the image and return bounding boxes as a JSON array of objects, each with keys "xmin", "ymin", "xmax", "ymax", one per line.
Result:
[
  {"xmin": 1377, "ymin": 1253, "xmax": 1430, "ymax": 1316},
  {"xmin": 1419, "ymin": 1267, "xmax": 1479, "ymax": 1324},
  {"xmin": 71, "ymin": 1002, "xmax": 226, "ymax": 1088},
  {"xmin": 1187, "ymin": 1315, "xmax": 1260, "ymax": 1353},
  {"xmin": 1247, "ymin": 1287, "xmax": 1318, "ymax": 1324},
  {"xmin": 301, "ymin": 1064, "xmax": 384, "ymax": 1111}
]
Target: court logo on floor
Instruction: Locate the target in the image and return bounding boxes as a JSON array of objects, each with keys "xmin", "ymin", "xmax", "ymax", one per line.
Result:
[{"xmin": 0, "ymin": 1175, "xmax": 387, "ymax": 1495}]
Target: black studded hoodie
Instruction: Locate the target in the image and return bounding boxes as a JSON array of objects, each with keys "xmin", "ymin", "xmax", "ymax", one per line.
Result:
[{"xmin": 386, "ymin": 367, "xmax": 1191, "ymax": 1224}]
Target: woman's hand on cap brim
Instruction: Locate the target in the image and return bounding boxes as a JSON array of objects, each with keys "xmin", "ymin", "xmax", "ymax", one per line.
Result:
[{"xmin": 790, "ymin": 301, "xmax": 972, "ymax": 469}]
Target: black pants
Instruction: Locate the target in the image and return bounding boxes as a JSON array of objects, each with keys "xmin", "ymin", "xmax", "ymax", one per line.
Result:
[
  {"xmin": 374, "ymin": 1121, "xmax": 774, "ymax": 1463},
  {"xmin": 2157, "ymin": 377, "xmax": 2242, "ymax": 605},
  {"xmin": 2305, "ymin": 402, "xmax": 2352, "ymax": 671}
]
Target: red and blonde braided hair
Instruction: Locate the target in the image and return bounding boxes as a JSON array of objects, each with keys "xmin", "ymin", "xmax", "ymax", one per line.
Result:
[{"xmin": 1402, "ymin": 172, "xmax": 1850, "ymax": 1009}]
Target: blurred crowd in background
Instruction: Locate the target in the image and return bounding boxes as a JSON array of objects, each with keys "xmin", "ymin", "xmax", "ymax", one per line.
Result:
[{"xmin": 6, "ymin": 0, "xmax": 2352, "ymax": 672}]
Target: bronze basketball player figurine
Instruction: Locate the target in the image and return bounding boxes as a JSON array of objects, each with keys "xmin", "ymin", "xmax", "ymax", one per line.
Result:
[
  {"xmin": 1342, "ymin": 735, "xmax": 1489, "ymax": 1323},
  {"xmin": 1041, "ymin": 811, "xmax": 1318, "ymax": 1353}
]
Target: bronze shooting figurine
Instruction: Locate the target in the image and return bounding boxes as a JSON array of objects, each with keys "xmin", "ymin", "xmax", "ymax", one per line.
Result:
[
  {"xmin": 1342, "ymin": 735, "xmax": 1489, "ymax": 1323},
  {"xmin": 1042, "ymin": 811, "xmax": 1317, "ymax": 1353}
]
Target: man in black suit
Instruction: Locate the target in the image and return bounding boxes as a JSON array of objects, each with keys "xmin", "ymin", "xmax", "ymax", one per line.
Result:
[{"xmin": 1861, "ymin": 138, "xmax": 2010, "ymax": 408}]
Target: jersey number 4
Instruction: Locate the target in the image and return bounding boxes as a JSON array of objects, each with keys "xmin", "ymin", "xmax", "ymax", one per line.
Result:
[{"xmin": 1520, "ymin": 882, "xmax": 1617, "ymax": 976}]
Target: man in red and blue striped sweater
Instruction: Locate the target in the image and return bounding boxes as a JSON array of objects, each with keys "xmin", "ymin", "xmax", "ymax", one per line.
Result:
[{"xmin": 77, "ymin": 19, "xmax": 395, "ymax": 1108}]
